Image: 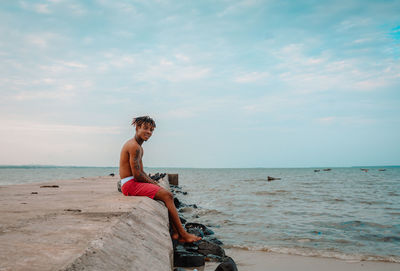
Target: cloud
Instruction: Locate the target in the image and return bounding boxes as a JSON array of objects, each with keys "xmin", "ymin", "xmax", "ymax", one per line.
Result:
[
  {"xmin": 0, "ymin": 120, "xmax": 121, "ymax": 134},
  {"xmin": 34, "ymin": 4, "xmax": 51, "ymax": 14},
  {"xmin": 315, "ymin": 116, "xmax": 376, "ymax": 125},
  {"xmin": 217, "ymin": 0, "xmax": 262, "ymax": 17},
  {"xmin": 234, "ymin": 71, "xmax": 270, "ymax": 83},
  {"xmin": 135, "ymin": 58, "xmax": 210, "ymax": 82}
]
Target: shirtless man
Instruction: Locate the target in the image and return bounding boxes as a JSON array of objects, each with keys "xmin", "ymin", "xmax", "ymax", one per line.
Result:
[{"xmin": 119, "ymin": 116, "xmax": 201, "ymax": 243}]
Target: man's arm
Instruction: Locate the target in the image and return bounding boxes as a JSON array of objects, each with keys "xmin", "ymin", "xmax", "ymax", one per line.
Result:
[{"xmin": 129, "ymin": 146, "xmax": 159, "ymax": 186}]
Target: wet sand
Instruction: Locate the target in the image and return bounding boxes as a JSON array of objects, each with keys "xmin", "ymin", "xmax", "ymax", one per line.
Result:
[{"xmin": 224, "ymin": 248, "xmax": 400, "ymax": 271}]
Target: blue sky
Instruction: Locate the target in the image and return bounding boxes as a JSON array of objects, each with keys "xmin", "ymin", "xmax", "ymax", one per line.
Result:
[{"xmin": 0, "ymin": 0, "xmax": 399, "ymax": 167}]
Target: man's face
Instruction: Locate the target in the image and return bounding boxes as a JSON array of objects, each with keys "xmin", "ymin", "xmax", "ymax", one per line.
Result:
[{"xmin": 136, "ymin": 123, "xmax": 154, "ymax": 141}]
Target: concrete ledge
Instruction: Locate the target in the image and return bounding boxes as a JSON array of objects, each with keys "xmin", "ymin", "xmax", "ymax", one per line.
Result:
[{"xmin": 0, "ymin": 176, "xmax": 173, "ymax": 271}]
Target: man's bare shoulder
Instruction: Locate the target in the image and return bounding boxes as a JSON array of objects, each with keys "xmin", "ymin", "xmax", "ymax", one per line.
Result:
[{"xmin": 122, "ymin": 138, "xmax": 141, "ymax": 154}]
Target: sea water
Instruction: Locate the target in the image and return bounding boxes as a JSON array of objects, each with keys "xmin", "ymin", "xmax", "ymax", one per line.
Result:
[{"xmin": 1, "ymin": 166, "xmax": 399, "ymax": 262}]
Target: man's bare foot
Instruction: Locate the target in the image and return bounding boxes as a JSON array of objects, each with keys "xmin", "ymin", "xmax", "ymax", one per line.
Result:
[
  {"xmin": 171, "ymin": 232, "xmax": 179, "ymax": 240},
  {"xmin": 178, "ymin": 232, "xmax": 202, "ymax": 243}
]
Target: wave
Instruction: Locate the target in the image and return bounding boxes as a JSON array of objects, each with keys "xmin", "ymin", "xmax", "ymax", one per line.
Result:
[
  {"xmin": 254, "ymin": 190, "xmax": 290, "ymax": 196},
  {"xmin": 225, "ymin": 244, "xmax": 400, "ymax": 263},
  {"xmin": 318, "ymin": 220, "xmax": 394, "ymax": 229}
]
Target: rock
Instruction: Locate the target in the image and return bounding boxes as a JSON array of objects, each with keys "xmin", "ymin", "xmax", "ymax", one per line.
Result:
[
  {"xmin": 196, "ymin": 240, "xmax": 225, "ymax": 257},
  {"xmin": 117, "ymin": 180, "xmax": 121, "ymax": 192},
  {"xmin": 174, "ymin": 198, "xmax": 183, "ymax": 208},
  {"xmin": 179, "ymin": 216, "xmax": 187, "ymax": 224},
  {"xmin": 186, "ymin": 223, "xmax": 214, "ymax": 236},
  {"xmin": 109, "ymin": 173, "xmax": 115, "ymax": 176},
  {"xmin": 64, "ymin": 209, "xmax": 82, "ymax": 212},
  {"xmin": 187, "ymin": 227, "xmax": 204, "ymax": 238},
  {"xmin": 174, "ymin": 251, "xmax": 205, "ymax": 267},
  {"xmin": 152, "ymin": 173, "xmax": 161, "ymax": 181},
  {"xmin": 205, "ymin": 254, "xmax": 225, "ymax": 262},
  {"xmin": 203, "ymin": 236, "xmax": 223, "ymax": 245},
  {"xmin": 31, "ymin": 192, "xmax": 38, "ymax": 194},
  {"xmin": 215, "ymin": 257, "xmax": 238, "ymax": 271},
  {"xmin": 40, "ymin": 185, "xmax": 59, "ymax": 188}
]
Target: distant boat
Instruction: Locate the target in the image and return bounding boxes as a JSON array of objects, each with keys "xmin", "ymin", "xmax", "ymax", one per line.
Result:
[
  {"xmin": 268, "ymin": 176, "xmax": 281, "ymax": 181},
  {"xmin": 314, "ymin": 169, "xmax": 320, "ymax": 172},
  {"xmin": 323, "ymin": 168, "xmax": 331, "ymax": 171},
  {"xmin": 361, "ymin": 168, "xmax": 369, "ymax": 172},
  {"xmin": 378, "ymin": 169, "xmax": 386, "ymax": 171}
]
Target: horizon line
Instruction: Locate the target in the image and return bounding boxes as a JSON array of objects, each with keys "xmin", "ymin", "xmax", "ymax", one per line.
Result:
[{"xmin": 1, "ymin": 164, "xmax": 399, "ymax": 169}]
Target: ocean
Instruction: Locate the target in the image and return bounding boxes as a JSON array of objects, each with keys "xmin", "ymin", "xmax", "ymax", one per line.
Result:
[{"xmin": 1, "ymin": 166, "xmax": 399, "ymax": 263}]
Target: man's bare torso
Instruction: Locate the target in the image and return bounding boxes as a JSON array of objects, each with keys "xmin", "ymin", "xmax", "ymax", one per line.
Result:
[{"xmin": 119, "ymin": 138, "xmax": 143, "ymax": 179}]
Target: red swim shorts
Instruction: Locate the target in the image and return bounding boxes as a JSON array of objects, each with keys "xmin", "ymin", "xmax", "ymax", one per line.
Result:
[{"xmin": 121, "ymin": 178, "xmax": 161, "ymax": 199}]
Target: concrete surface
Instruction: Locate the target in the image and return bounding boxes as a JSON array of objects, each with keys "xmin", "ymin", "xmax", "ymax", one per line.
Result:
[{"xmin": 0, "ymin": 176, "xmax": 173, "ymax": 271}]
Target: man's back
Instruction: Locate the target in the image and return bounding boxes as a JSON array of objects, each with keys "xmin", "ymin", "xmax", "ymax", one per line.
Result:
[{"xmin": 119, "ymin": 139, "xmax": 141, "ymax": 179}]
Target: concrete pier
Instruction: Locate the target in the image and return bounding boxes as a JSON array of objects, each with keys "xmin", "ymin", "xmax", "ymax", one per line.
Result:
[{"xmin": 0, "ymin": 176, "xmax": 173, "ymax": 271}]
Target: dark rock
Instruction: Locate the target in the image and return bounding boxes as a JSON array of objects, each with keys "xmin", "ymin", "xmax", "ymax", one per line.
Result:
[
  {"xmin": 179, "ymin": 216, "xmax": 187, "ymax": 224},
  {"xmin": 117, "ymin": 180, "xmax": 121, "ymax": 192},
  {"xmin": 186, "ymin": 223, "xmax": 214, "ymax": 236},
  {"xmin": 196, "ymin": 240, "xmax": 225, "ymax": 257},
  {"xmin": 64, "ymin": 209, "xmax": 82, "ymax": 212},
  {"xmin": 40, "ymin": 185, "xmax": 59, "ymax": 188},
  {"xmin": 174, "ymin": 197, "xmax": 182, "ymax": 208},
  {"xmin": 31, "ymin": 192, "xmax": 38, "ymax": 194},
  {"xmin": 174, "ymin": 251, "xmax": 205, "ymax": 267},
  {"xmin": 203, "ymin": 236, "xmax": 223, "ymax": 245},
  {"xmin": 170, "ymin": 184, "xmax": 183, "ymax": 190},
  {"xmin": 187, "ymin": 227, "xmax": 204, "ymax": 238},
  {"xmin": 109, "ymin": 173, "xmax": 115, "ymax": 176},
  {"xmin": 215, "ymin": 257, "xmax": 238, "ymax": 271},
  {"xmin": 205, "ymin": 254, "xmax": 225, "ymax": 262}
]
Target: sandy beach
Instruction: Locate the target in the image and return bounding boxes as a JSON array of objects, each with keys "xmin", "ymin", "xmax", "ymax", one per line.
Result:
[{"xmin": 223, "ymin": 248, "xmax": 400, "ymax": 271}]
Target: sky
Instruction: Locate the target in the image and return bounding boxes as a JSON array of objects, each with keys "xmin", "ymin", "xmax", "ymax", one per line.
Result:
[{"xmin": 0, "ymin": 0, "xmax": 399, "ymax": 168}]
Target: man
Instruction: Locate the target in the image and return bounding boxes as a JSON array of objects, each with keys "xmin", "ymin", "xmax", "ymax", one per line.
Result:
[{"xmin": 119, "ymin": 116, "xmax": 201, "ymax": 243}]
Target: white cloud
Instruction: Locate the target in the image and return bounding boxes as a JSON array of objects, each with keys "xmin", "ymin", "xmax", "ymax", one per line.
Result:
[
  {"xmin": 315, "ymin": 116, "xmax": 376, "ymax": 125},
  {"xmin": 34, "ymin": 4, "xmax": 51, "ymax": 14},
  {"xmin": 59, "ymin": 61, "xmax": 87, "ymax": 69},
  {"xmin": 26, "ymin": 35, "xmax": 48, "ymax": 48},
  {"xmin": 0, "ymin": 119, "xmax": 121, "ymax": 134},
  {"xmin": 13, "ymin": 89, "xmax": 75, "ymax": 100},
  {"xmin": 218, "ymin": 0, "xmax": 262, "ymax": 17},
  {"xmin": 135, "ymin": 58, "xmax": 210, "ymax": 82},
  {"xmin": 234, "ymin": 71, "xmax": 270, "ymax": 83},
  {"xmin": 175, "ymin": 54, "xmax": 190, "ymax": 62}
]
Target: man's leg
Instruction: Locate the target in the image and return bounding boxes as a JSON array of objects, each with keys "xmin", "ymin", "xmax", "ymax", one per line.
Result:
[
  {"xmin": 154, "ymin": 188, "xmax": 201, "ymax": 243},
  {"xmin": 169, "ymin": 216, "xmax": 179, "ymax": 240}
]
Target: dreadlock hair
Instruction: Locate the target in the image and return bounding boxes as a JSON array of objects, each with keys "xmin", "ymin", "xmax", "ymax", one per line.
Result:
[{"xmin": 131, "ymin": 116, "xmax": 156, "ymax": 128}]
